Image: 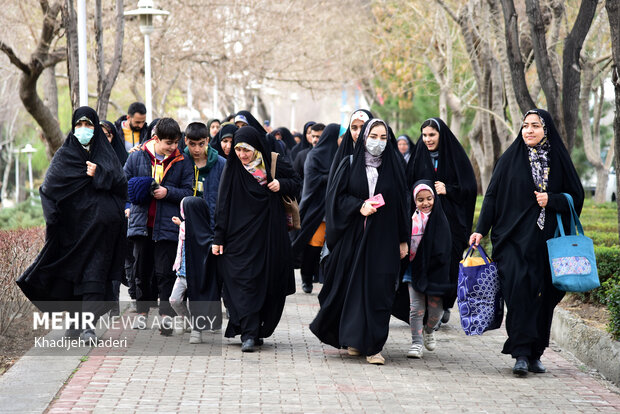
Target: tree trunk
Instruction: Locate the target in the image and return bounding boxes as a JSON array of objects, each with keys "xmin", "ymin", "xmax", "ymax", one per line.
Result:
[
  {"xmin": 62, "ymin": 0, "xmax": 79, "ymax": 112},
  {"xmin": 0, "ymin": 1, "xmax": 65, "ymax": 158},
  {"xmin": 95, "ymin": 0, "xmax": 124, "ymax": 120},
  {"xmin": 605, "ymin": 0, "xmax": 620, "ymax": 242},
  {"xmin": 43, "ymin": 66, "xmax": 58, "ymax": 120}
]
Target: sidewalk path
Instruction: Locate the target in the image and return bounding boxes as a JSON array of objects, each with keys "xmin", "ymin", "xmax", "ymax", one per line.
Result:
[{"xmin": 37, "ymin": 276, "xmax": 620, "ymax": 413}]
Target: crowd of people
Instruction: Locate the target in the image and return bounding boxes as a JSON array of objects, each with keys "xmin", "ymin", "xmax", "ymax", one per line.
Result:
[{"xmin": 17, "ymin": 101, "xmax": 583, "ymax": 376}]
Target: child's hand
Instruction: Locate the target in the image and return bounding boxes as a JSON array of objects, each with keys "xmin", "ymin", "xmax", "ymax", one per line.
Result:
[
  {"xmin": 399, "ymin": 242, "xmax": 408, "ymax": 259},
  {"xmin": 153, "ymin": 186, "xmax": 168, "ymax": 199},
  {"xmin": 172, "ymin": 216, "xmax": 181, "ymax": 226}
]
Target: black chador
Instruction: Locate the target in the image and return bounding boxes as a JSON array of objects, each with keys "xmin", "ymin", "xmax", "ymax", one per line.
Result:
[
  {"xmin": 214, "ymin": 126, "xmax": 301, "ymax": 343},
  {"xmin": 407, "ymin": 118, "xmax": 477, "ymax": 311},
  {"xmin": 328, "ymin": 109, "xmax": 373, "ymax": 183},
  {"xmin": 291, "ymin": 123, "xmax": 341, "ymax": 282},
  {"xmin": 310, "ymin": 119, "xmax": 409, "ymax": 356},
  {"xmin": 476, "ymin": 109, "xmax": 584, "ymax": 359},
  {"xmin": 289, "ymin": 121, "xmax": 316, "ymax": 163},
  {"xmin": 18, "ymin": 106, "xmax": 127, "ymax": 313},
  {"xmin": 183, "ymin": 196, "xmax": 221, "ymax": 331}
]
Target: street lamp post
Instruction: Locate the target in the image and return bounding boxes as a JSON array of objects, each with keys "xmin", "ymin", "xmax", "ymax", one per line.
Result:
[
  {"xmin": 125, "ymin": 0, "xmax": 169, "ymax": 123},
  {"xmin": 21, "ymin": 144, "xmax": 37, "ymax": 204},
  {"xmin": 290, "ymin": 92, "xmax": 298, "ymax": 131},
  {"xmin": 13, "ymin": 148, "xmax": 19, "ymax": 204}
]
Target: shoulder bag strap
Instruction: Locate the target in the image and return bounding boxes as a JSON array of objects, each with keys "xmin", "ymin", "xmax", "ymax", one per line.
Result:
[{"xmin": 270, "ymin": 152, "xmax": 278, "ymax": 180}]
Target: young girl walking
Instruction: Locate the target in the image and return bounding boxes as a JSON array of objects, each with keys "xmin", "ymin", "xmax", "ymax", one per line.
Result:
[{"xmin": 403, "ymin": 181, "xmax": 452, "ymax": 358}]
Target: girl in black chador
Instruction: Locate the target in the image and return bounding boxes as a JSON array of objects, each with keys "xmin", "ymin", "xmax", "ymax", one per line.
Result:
[
  {"xmin": 18, "ymin": 106, "xmax": 127, "ymax": 342},
  {"xmin": 310, "ymin": 118, "xmax": 409, "ymax": 365},
  {"xmin": 212, "ymin": 126, "xmax": 301, "ymax": 353},
  {"xmin": 470, "ymin": 109, "xmax": 584, "ymax": 377},
  {"xmin": 407, "ymin": 118, "xmax": 477, "ymax": 324}
]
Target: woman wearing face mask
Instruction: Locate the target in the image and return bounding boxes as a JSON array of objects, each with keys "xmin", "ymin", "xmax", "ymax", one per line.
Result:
[
  {"xmin": 18, "ymin": 106, "xmax": 127, "ymax": 342},
  {"xmin": 212, "ymin": 126, "xmax": 301, "ymax": 353},
  {"xmin": 328, "ymin": 109, "xmax": 374, "ymax": 183},
  {"xmin": 470, "ymin": 109, "xmax": 583, "ymax": 377},
  {"xmin": 310, "ymin": 119, "xmax": 409, "ymax": 365},
  {"xmin": 406, "ymin": 118, "xmax": 477, "ymax": 325}
]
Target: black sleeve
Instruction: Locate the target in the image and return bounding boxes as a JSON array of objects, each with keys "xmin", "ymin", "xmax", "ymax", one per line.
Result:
[{"xmin": 275, "ymin": 156, "xmax": 302, "ymax": 198}]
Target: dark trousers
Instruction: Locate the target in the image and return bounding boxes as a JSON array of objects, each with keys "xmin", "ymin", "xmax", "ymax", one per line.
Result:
[
  {"xmin": 240, "ymin": 312, "xmax": 260, "ymax": 342},
  {"xmin": 125, "ymin": 238, "xmax": 136, "ymax": 299},
  {"xmin": 301, "ymin": 245, "xmax": 322, "ymax": 285},
  {"xmin": 133, "ymin": 230, "xmax": 177, "ymax": 316}
]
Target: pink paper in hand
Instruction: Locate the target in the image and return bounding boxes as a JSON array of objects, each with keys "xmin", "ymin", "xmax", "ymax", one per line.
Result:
[{"xmin": 366, "ymin": 193, "xmax": 385, "ymax": 208}]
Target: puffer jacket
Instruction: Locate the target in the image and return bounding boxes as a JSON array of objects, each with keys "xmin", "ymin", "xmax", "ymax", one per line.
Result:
[{"xmin": 124, "ymin": 139, "xmax": 193, "ymax": 241}]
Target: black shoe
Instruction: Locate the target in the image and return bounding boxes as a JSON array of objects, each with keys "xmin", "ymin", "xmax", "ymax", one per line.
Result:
[
  {"xmin": 528, "ymin": 359, "xmax": 547, "ymax": 373},
  {"xmin": 159, "ymin": 318, "xmax": 173, "ymax": 336},
  {"xmin": 513, "ymin": 357, "xmax": 529, "ymax": 377},
  {"xmin": 255, "ymin": 338, "xmax": 264, "ymax": 346},
  {"xmin": 64, "ymin": 324, "xmax": 81, "ymax": 339},
  {"xmin": 441, "ymin": 309, "xmax": 451, "ymax": 324},
  {"xmin": 241, "ymin": 339, "xmax": 255, "ymax": 352},
  {"xmin": 302, "ymin": 283, "xmax": 313, "ymax": 294}
]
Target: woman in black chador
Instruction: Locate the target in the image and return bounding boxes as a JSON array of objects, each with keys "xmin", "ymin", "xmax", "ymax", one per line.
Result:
[
  {"xmin": 328, "ymin": 109, "xmax": 373, "ymax": 182},
  {"xmin": 470, "ymin": 109, "xmax": 584, "ymax": 377},
  {"xmin": 212, "ymin": 126, "xmax": 301, "ymax": 352},
  {"xmin": 17, "ymin": 106, "xmax": 127, "ymax": 341},
  {"xmin": 310, "ymin": 119, "xmax": 409, "ymax": 365},
  {"xmin": 291, "ymin": 123, "xmax": 341, "ymax": 293},
  {"xmin": 407, "ymin": 118, "xmax": 477, "ymax": 323}
]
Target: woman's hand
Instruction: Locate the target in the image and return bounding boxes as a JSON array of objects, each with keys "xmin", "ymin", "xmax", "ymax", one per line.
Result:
[
  {"xmin": 172, "ymin": 216, "xmax": 181, "ymax": 226},
  {"xmin": 434, "ymin": 181, "xmax": 446, "ymax": 195},
  {"xmin": 469, "ymin": 233, "xmax": 483, "ymax": 246},
  {"xmin": 212, "ymin": 244, "xmax": 224, "ymax": 255},
  {"xmin": 267, "ymin": 179, "xmax": 280, "ymax": 192},
  {"xmin": 534, "ymin": 191, "xmax": 548, "ymax": 208},
  {"xmin": 360, "ymin": 201, "xmax": 378, "ymax": 216},
  {"xmin": 86, "ymin": 161, "xmax": 97, "ymax": 177},
  {"xmin": 399, "ymin": 242, "xmax": 408, "ymax": 259}
]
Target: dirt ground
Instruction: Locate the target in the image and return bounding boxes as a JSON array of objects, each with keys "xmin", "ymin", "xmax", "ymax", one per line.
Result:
[
  {"xmin": 0, "ymin": 312, "xmax": 50, "ymax": 376},
  {"xmin": 558, "ymin": 295, "xmax": 611, "ymax": 331}
]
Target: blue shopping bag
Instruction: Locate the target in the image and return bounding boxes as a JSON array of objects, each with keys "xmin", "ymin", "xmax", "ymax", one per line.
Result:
[
  {"xmin": 457, "ymin": 245, "xmax": 503, "ymax": 336},
  {"xmin": 546, "ymin": 193, "xmax": 600, "ymax": 292}
]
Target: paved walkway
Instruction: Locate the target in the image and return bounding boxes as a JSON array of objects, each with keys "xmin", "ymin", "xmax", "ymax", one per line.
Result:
[{"xmin": 7, "ymin": 274, "xmax": 620, "ymax": 413}]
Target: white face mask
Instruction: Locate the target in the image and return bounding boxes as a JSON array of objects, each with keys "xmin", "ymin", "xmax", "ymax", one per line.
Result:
[{"xmin": 365, "ymin": 138, "xmax": 386, "ymax": 156}]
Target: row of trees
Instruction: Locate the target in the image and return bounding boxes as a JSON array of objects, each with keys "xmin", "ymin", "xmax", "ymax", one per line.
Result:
[{"xmin": 372, "ymin": 0, "xmax": 617, "ymax": 201}]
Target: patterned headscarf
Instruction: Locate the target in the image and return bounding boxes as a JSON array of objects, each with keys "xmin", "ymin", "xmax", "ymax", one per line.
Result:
[
  {"xmin": 235, "ymin": 142, "xmax": 267, "ymax": 185},
  {"xmin": 410, "ymin": 183, "xmax": 434, "ymax": 260},
  {"xmin": 523, "ymin": 110, "xmax": 550, "ymax": 230}
]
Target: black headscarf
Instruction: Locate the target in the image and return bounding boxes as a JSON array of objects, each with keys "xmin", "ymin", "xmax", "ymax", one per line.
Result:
[
  {"xmin": 276, "ymin": 127, "xmax": 296, "ymax": 150},
  {"xmin": 101, "ymin": 119, "xmax": 128, "ymax": 165},
  {"xmin": 475, "ymin": 108, "xmax": 584, "ymax": 357},
  {"xmin": 183, "ymin": 196, "xmax": 221, "ymax": 330},
  {"xmin": 290, "ymin": 121, "xmax": 316, "ymax": 161},
  {"xmin": 17, "ymin": 106, "xmax": 127, "ymax": 310},
  {"xmin": 291, "ymin": 123, "xmax": 340, "ymax": 258},
  {"xmin": 236, "ymin": 110, "xmax": 286, "ymax": 157},
  {"xmin": 211, "ymin": 123, "xmax": 237, "ymax": 159},
  {"xmin": 206, "ymin": 118, "xmax": 221, "ymax": 139},
  {"xmin": 396, "ymin": 134, "xmax": 415, "ymax": 163},
  {"xmin": 309, "ymin": 118, "xmax": 409, "ymax": 356},
  {"xmin": 214, "ymin": 126, "xmax": 300, "ymax": 339},
  {"xmin": 328, "ymin": 109, "xmax": 374, "ymax": 182}
]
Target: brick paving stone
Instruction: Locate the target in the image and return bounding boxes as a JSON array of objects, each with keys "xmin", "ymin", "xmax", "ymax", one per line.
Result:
[{"xmin": 40, "ymin": 273, "xmax": 620, "ymax": 413}]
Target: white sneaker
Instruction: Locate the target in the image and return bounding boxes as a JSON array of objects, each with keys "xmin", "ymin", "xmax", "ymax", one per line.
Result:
[
  {"xmin": 189, "ymin": 330, "xmax": 202, "ymax": 344},
  {"xmin": 132, "ymin": 314, "xmax": 147, "ymax": 329},
  {"xmin": 407, "ymin": 343, "xmax": 423, "ymax": 358},
  {"xmin": 423, "ymin": 330, "xmax": 436, "ymax": 351}
]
